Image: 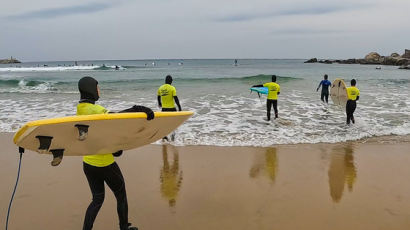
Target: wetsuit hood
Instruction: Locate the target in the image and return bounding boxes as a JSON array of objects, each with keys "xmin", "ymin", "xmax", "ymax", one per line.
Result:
[{"xmin": 78, "ymin": 76, "xmax": 99, "ymax": 103}]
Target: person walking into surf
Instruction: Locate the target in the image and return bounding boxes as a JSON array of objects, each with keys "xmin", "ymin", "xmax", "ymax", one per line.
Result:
[
  {"xmin": 157, "ymin": 75, "xmax": 182, "ymax": 112},
  {"xmin": 252, "ymin": 75, "xmax": 281, "ymax": 121},
  {"xmin": 346, "ymin": 79, "xmax": 360, "ymax": 125},
  {"xmin": 316, "ymin": 74, "xmax": 331, "ymax": 103},
  {"xmin": 78, "ymin": 76, "xmax": 154, "ymax": 230},
  {"xmin": 158, "ymin": 75, "xmax": 182, "ymax": 141}
]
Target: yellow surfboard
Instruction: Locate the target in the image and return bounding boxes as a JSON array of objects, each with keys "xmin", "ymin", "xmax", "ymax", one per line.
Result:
[{"xmin": 14, "ymin": 111, "xmax": 193, "ymax": 161}]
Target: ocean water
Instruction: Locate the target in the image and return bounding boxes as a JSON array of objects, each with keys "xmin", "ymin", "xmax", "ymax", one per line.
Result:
[{"xmin": 1, "ymin": 59, "xmax": 409, "ymax": 146}]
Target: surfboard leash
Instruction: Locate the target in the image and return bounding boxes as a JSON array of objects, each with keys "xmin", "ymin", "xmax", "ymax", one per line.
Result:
[{"xmin": 5, "ymin": 147, "xmax": 24, "ymax": 230}]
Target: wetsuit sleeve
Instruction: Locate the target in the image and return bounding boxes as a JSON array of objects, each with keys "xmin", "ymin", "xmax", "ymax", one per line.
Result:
[
  {"xmin": 253, "ymin": 84, "xmax": 264, "ymax": 87},
  {"xmin": 119, "ymin": 105, "xmax": 155, "ymax": 120},
  {"xmin": 174, "ymin": 96, "xmax": 182, "ymax": 111},
  {"xmin": 157, "ymin": 95, "xmax": 162, "ymax": 107},
  {"xmin": 113, "ymin": 150, "xmax": 123, "ymax": 157},
  {"xmin": 317, "ymin": 80, "xmax": 323, "ymax": 91}
]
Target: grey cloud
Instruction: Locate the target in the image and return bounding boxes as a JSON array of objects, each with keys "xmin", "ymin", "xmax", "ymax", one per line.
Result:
[
  {"xmin": 5, "ymin": 2, "xmax": 114, "ymax": 20},
  {"xmin": 217, "ymin": 4, "xmax": 372, "ymax": 22},
  {"xmin": 272, "ymin": 28, "xmax": 343, "ymax": 35}
]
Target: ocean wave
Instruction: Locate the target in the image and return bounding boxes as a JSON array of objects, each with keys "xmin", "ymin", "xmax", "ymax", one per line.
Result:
[
  {"xmin": 0, "ymin": 79, "xmax": 60, "ymax": 93},
  {"xmin": 100, "ymin": 74, "xmax": 302, "ymax": 84}
]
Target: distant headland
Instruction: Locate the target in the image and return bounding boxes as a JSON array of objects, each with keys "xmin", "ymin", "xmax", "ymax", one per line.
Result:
[
  {"xmin": 305, "ymin": 49, "xmax": 410, "ymax": 69},
  {"xmin": 0, "ymin": 57, "xmax": 21, "ymax": 64}
]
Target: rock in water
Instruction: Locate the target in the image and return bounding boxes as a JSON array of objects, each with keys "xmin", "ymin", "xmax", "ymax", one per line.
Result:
[{"xmin": 304, "ymin": 58, "xmax": 318, "ymax": 63}]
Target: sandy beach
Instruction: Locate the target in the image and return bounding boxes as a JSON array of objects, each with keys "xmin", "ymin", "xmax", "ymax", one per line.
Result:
[{"xmin": 2, "ymin": 132, "xmax": 410, "ymax": 230}]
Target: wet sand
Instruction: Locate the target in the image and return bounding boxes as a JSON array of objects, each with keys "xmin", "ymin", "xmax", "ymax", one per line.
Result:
[{"xmin": 1, "ymin": 132, "xmax": 410, "ymax": 230}]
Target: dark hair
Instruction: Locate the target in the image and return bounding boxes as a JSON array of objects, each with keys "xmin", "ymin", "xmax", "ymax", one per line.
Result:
[
  {"xmin": 351, "ymin": 79, "xmax": 356, "ymax": 86},
  {"xmin": 324, "ymin": 74, "xmax": 328, "ymax": 79},
  {"xmin": 165, "ymin": 75, "xmax": 173, "ymax": 84},
  {"xmin": 272, "ymin": 75, "xmax": 277, "ymax": 82}
]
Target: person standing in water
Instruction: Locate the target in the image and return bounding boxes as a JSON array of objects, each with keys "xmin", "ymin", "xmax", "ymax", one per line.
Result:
[
  {"xmin": 158, "ymin": 75, "xmax": 182, "ymax": 140},
  {"xmin": 346, "ymin": 79, "xmax": 360, "ymax": 125},
  {"xmin": 157, "ymin": 75, "xmax": 182, "ymax": 112},
  {"xmin": 78, "ymin": 76, "xmax": 154, "ymax": 230},
  {"xmin": 316, "ymin": 74, "xmax": 331, "ymax": 103},
  {"xmin": 252, "ymin": 75, "xmax": 281, "ymax": 121}
]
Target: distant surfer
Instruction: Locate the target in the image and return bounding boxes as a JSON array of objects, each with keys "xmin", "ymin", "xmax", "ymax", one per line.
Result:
[
  {"xmin": 234, "ymin": 59, "xmax": 238, "ymax": 66},
  {"xmin": 115, "ymin": 65, "xmax": 119, "ymax": 70},
  {"xmin": 316, "ymin": 74, "xmax": 331, "ymax": 103},
  {"xmin": 158, "ymin": 75, "xmax": 182, "ymax": 141},
  {"xmin": 252, "ymin": 75, "xmax": 281, "ymax": 121},
  {"xmin": 346, "ymin": 79, "xmax": 360, "ymax": 125},
  {"xmin": 78, "ymin": 76, "xmax": 153, "ymax": 230}
]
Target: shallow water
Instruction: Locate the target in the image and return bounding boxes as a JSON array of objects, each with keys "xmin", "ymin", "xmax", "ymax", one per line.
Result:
[{"xmin": 1, "ymin": 59, "xmax": 409, "ymax": 145}]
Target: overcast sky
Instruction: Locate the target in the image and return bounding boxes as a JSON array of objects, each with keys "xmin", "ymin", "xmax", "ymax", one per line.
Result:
[{"xmin": 1, "ymin": 0, "xmax": 409, "ymax": 61}]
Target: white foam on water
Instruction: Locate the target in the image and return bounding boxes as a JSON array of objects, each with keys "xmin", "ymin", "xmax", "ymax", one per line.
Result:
[
  {"xmin": 1, "ymin": 86, "xmax": 409, "ymax": 146},
  {"xmin": 0, "ymin": 65, "xmax": 100, "ymax": 72}
]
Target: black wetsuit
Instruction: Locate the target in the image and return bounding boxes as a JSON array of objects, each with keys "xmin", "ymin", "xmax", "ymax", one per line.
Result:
[
  {"xmin": 267, "ymin": 99, "xmax": 278, "ymax": 120},
  {"xmin": 318, "ymin": 80, "xmax": 331, "ymax": 103},
  {"xmin": 346, "ymin": 100, "xmax": 357, "ymax": 124},
  {"xmin": 83, "ymin": 162, "xmax": 129, "ymax": 230},
  {"xmin": 162, "ymin": 108, "xmax": 177, "ymax": 112}
]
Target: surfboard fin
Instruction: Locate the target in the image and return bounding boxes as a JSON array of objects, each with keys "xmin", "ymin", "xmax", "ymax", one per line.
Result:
[
  {"xmin": 75, "ymin": 124, "xmax": 89, "ymax": 141},
  {"xmin": 50, "ymin": 149, "xmax": 64, "ymax": 166},
  {"xmin": 35, "ymin": 136, "xmax": 53, "ymax": 154}
]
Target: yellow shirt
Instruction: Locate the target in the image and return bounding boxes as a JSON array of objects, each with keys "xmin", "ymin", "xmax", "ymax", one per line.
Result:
[
  {"xmin": 263, "ymin": 82, "xmax": 280, "ymax": 100},
  {"xmin": 77, "ymin": 103, "xmax": 114, "ymax": 167},
  {"xmin": 158, "ymin": 84, "xmax": 177, "ymax": 108},
  {"xmin": 347, "ymin": 86, "xmax": 360, "ymax": 101}
]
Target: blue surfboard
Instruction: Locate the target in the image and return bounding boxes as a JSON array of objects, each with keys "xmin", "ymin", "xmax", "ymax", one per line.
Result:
[{"xmin": 250, "ymin": 87, "xmax": 268, "ymax": 95}]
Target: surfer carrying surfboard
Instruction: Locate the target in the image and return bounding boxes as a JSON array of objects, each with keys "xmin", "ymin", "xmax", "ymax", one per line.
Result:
[
  {"xmin": 252, "ymin": 75, "xmax": 281, "ymax": 121},
  {"xmin": 316, "ymin": 74, "xmax": 331, "ymax": 103},
  {"xmin": 346, "ymin": 79, "xmax": 360, "ymax": 125},
  {"xmin": 77, "ymin": 76, "xmax": 152, "ymax": 230}
]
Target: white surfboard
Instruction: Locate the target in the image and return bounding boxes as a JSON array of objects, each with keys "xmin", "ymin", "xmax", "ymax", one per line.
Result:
[
  {"xmin": 13, "ymin": 111, "xmax": 193, "ymax": 158},
  {"xmin": 330, "ymin": 79, "xmax": 348, "ymax": 107}
]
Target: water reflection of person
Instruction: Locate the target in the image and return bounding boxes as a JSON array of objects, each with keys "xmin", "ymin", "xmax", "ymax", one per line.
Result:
[
  {"xmin": 160, "ymin": 144, "xmax": 183, "ymax": 207},
  {"xmin": 249, "ymin": 147, "xmax": 278, "ymax": 183},
  {"xmin": 328, "ymin": 144, "xmax": 357, "ymax": 203}
]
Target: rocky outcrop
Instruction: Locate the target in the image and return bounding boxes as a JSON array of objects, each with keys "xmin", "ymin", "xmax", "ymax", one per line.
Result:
[
  {"xmin": 364, "ymin": 52, "xmax": 382, "ymax": 64},
  {"xmin": 0, "ymin": 57, "xmax": 21, "ymax": 64},
  {"xmin": 304, "ymin": 58, "xmax": 317, "ymax": 63},
  {"xmin": 403, "ymin": 49, "xmax": 410, "ymax": 59},
  {"xmin": 391, "ymin": 53, "xmax": 400, "ymax": 57},
  {"xmin": 305, "ymin": 49, "xmax": 410, "ymax": 67},
  {"xmin": 399, "ymin": 65, "xmax": 410, "ymax": 70}
]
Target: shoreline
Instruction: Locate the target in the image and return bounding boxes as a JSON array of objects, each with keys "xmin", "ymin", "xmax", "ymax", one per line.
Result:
[
  {"xmin": 2, "ymin": 132, "xmax": 410, "ymax": 229},
  {"xmin": 3, "ymin": 131, "xmax": 410, "ymax": 148}
]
